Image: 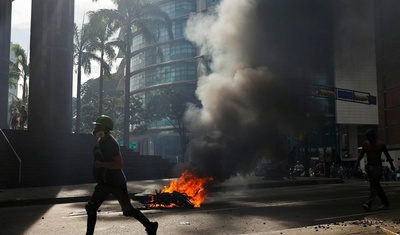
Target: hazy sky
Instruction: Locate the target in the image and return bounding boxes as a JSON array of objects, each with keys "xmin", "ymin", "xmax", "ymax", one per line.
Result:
[{"xmin": 11, "ymin": 0, "xmax": 116, "ymax": 97}]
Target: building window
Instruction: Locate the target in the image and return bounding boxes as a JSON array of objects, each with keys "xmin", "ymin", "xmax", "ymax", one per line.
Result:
[
  {"xmin": 130, "ymin": 62, "xmax": 197, "ymax": 91},
  {"xmin": 206, "ymin": 0, "xmax": 220, "ymax": 8},
  {"xmin": 159, "ymin": 0, "xmax": 196, "ymax": 18}
]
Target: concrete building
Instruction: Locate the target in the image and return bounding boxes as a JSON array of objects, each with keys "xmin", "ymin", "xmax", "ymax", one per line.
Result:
[
  {"xmin": 332, "ymin": 1, "xmax": 378, "ymax": 166},
  {"xmin": 374, "ymin": 0, "xmax": 400, "ymax": 166},
  {"xmin": 280, "ymin": 0, "xmax": 400, "ymax": 170}
]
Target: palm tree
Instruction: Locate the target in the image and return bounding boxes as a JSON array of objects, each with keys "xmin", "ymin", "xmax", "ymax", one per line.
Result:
[
  {"xmin": 73, "ymin": 22, "xmax": 100, "ymax": 133},
  {"xmin": 92, "ymin": 0, "xmax": 173, "ymax": 147},
  {"xmin": 8, "ymin": 61, "xmax": 21, "ymax": 105},
  {"xmin": 87, "ymin": 10, "xmax": 120, "ymax": 116},
  {"xmin": 9, "ymin": 61, "xmax": 19, "ymax": 90},
  {"xmin": 11, "ymin": 44, "xmax": 29, "ymax": 105}
]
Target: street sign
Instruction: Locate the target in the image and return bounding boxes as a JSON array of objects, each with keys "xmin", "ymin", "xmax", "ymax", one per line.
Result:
[{"xmin": 117, "ymin": 140, "xmax": 137, "ymax": 149}]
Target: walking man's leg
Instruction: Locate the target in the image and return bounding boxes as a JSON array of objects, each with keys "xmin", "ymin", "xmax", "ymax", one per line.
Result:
[
  {"xmin": 123, "ymin": 205, "xmax": 158, "ymax": 234},
  {"xmin": 363, "ymin": 167, "xmax": 376, "ymax": 211},
  {"xmin": 366, "ymin": 178, "xmax": 379, "ymax": 206},
  {"xmin": 377, "ymin": 183, "xmax": 390, "ymax": 207},
  {"xmin": 115, "ymin": 184, "xmax": 158, "ymax": 234},
  {"xmin": 364, "ymin": 166, "xmax": 385, "ymax": 211},
  {"xmin": 85, "ymin": 201, "xmax": 98, "ymax": 235},
  {"xmin": 85, "ymin": 184, "xmax": 109, "ymax": 235}
]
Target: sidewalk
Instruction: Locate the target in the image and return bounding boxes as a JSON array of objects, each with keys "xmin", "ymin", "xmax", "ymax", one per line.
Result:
[
  {"xmin": 258, "ymin": 210, "xmax": 400, "ymax": 235},
  {"xmin": 0, "ymin": 177, "xmax": 399, "ymax": 235}
]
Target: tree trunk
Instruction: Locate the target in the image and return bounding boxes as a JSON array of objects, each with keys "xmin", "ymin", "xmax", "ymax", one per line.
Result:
[
  {"xmin": 75, "ymin": 53, "xmax": 82, "ymax": 133},
  {"xmin": 123, "ymin": 21, "xmax": 132, "ymax": 147},
  {"xmin": 99, "ymin": 51, "xmax": 104, "ymax": 115}
]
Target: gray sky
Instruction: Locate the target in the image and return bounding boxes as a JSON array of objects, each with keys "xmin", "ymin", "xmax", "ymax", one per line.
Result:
[{"xmin": 11, "ymin": 0, "xmax": 116, "ymax": 97}]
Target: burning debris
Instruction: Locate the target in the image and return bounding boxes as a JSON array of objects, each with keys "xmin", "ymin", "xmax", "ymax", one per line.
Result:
[
  {"xmin": 133, "ymin": 170, "xmax": 213, "ymax": 208},
  {"xmin": 133, "ymin": 191, "xmax": 195, "ymax": 209}
]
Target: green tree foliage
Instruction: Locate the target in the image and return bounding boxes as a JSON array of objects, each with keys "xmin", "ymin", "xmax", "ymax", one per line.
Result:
[
  {"xmin": 8, "ymin": 61, "xmax": 20, "ymax": 108},
  {"xmin": 92, "ymin": 0, "xmax": 173, "ymax": 147},
  {"xmin": 87, "ymin": 10, "xmax": 121, "ymax": 116},
  {"xmin": 10, "ymin": 44, "xmax": 29, "ymax": 105},
  {"xmin": 8, "ymin": 61, "xmax": 19, "ymax": 90},
  {"xmin": 146, "ymin": 84, "xmax": 201, "ymax": 162},
  {"xmin": 73, "ymin": 22, "xmax": 101, "ymax": 133},
  {"xmin": 79, "ymin": 73, "xmax": 121, "ymax": 135},
  {"xmin": 77, "ymin": 73, "xmax": 145, "ymax": 140}
]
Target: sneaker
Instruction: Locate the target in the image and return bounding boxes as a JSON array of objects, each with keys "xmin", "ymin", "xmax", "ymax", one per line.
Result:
[
  {"xmin": 146, "ymin": 221, "xmax": 158, "ymax": 235},
  {"xmin": 378, "ymin": 204, "xmax": 390, "ymax": 210},
  {"xmin": 362, "ymin": 204, "xmax": 370, "ymax": 212}
]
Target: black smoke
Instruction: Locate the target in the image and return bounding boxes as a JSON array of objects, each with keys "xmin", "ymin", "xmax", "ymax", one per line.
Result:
[{"xmin": 184, "ymin": 0, "xmax": 332, "ymax": 180}]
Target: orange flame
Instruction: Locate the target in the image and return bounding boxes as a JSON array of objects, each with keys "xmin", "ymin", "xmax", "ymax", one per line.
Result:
[{"xmin": 162, "ymin": 170, "xmax": 214, "ymax": 207}]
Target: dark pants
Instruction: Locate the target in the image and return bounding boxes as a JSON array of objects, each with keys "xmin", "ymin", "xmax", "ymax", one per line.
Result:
[
  {"xmin": 86, "ymin": 183, "xmax": 150, "ymax": 235},
  {"xmin": 365, "ymin": 166, "xmax": 389, "ymax": 207}
]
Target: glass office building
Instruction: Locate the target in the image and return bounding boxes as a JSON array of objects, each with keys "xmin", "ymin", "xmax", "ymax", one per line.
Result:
[{"xmin": 129, "ymin": 0, "xmax": 220, "ymax": 160}]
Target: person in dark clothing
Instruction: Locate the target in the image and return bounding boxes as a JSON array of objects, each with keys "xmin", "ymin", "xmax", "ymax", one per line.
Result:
[
  {"xmin": 10, "ymin": 108, "xmax": 18, "ymax": 129},
  {"xmin": 19, "ymin": 105, "xmax": 27, "ymax": 130},
  {"xmin": 355, "ymin": 129, "xmax": 395, "ymax": 212},
  {"xmin": 86, "ymin": 115, "xmax": 158, "ymax": 235},
  {"xmin": 287, "ymin": 146, "xmax": 296, "ymax": 179}
]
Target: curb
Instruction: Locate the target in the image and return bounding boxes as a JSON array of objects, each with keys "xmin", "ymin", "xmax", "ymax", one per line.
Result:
[{"xmin": 381, "ymin": 227, "xmax": 400, "ymax": 235}]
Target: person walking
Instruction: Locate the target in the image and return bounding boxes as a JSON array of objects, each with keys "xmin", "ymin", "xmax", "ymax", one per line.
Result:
[
  {"xmin": 10, "ymin": 108, "xmax": 19, "ymax": 129},
  {"xmin": 396, "ymin": 166, "xmax": 400, "ymax": 181},
  {"xmin": 18, "ymin": 106, "xmax": 28, "ymax": 130},
  {"xmin": 355, "ymin": 129, "xmax": 395, "ymax": 212},
  {"xmin": 287, "ymin": 146, "xmax": 296, "ymax": 179},
  {"xmin": 85, "ymin": 115, "xmax": 158, "ymax": 235}
]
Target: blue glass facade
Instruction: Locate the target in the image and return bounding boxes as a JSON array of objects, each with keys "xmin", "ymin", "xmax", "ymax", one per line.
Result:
[
  {"xmin": 129, "ymin": 0, "xmax": 219, "ymax": 158},
  {"xmin": 129, "ymin": 0, "xmax": 200, "ymax": 94},
  {"xmin": 206, "ymin": 0, "xmax": 219, "ymax": 8}
]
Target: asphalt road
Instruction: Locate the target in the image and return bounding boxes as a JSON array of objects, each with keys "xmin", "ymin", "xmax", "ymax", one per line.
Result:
[{"xmin": 1, "ymin": 179, "xmax": 399, "ymax": 235}]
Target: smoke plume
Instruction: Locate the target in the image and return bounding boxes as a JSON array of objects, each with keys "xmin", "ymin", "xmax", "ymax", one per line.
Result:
[{"xmin": 184, "ymin": 0, "xmax": 327, "ymax": 180}]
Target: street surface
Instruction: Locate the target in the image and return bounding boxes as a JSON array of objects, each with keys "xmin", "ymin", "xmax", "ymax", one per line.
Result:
[{"xmin": 1, "ymin": 179, "xmax": 400, "ymax": 234}]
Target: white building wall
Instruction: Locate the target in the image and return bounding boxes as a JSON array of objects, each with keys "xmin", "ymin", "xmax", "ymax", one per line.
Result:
[
  {"xmin": 348, "ymin": 125, "xmax": 358, "ymax": 159},
  {"xmin": 387, "ymin": 150, "xmax": 400, "ymax": 170},
  {"xmin": 333, "ymin": 0, "xmax": 378, "ymax": 125}
]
